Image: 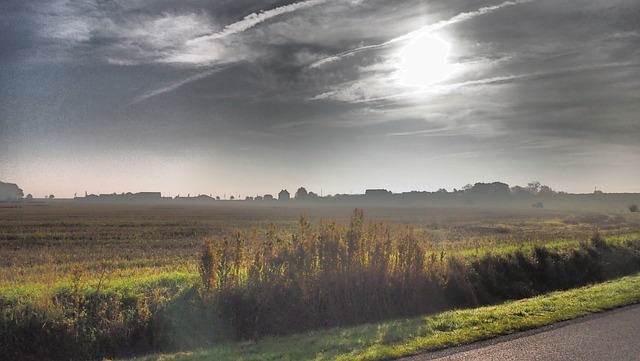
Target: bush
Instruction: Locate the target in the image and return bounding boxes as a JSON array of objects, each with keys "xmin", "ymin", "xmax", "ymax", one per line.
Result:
[
  {"xmin": 193, "ymin": 211, "xmax": 640, "ymax": 342},
  {"xmin": 0, "ymin": 290, "xmax": 168, "ymax": 361}
]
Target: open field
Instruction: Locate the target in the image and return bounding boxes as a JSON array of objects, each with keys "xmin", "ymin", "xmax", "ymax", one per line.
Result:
[
  {"xmin": 1, "ymin": 201, "xmax": 640, "ymax": 360},
  {"xmin": 2, "ymin": 202, "xmax": 639, "ymax": 290}
]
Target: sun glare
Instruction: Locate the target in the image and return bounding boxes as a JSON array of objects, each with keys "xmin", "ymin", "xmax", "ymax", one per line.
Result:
[{"xmin": 396, "ymin": 34, "xmax": 455, "ymax": 87}]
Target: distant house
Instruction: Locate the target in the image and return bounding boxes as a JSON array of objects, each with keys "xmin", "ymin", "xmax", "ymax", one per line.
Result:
[
  {"xmin": 137, "ymin": 192, "xmax": 162, "ymax": 200},
  {"xmin": 263, "ymin": 194, "xmax": 274, "ymax": 201},
  {"xmin": 365, "ymin": 189, "xmax": 393, "ymax": 198},
  {"xmin": 174, "ymin": 194, "xmax": 214, "ymax": 203},
  {"xmin": 278, "ymin": 189, "xmax": 290, "ymax": 201},
  {"xmin": 0, "ymin": 181, "xmax": 24, "ymax": 201},
  {"xmin": 76, "ymin": 191, "xmax": 163, "ymax": 203}
]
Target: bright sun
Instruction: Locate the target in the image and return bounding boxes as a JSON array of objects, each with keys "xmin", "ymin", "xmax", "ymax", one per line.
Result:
[{"xmin": 396, "ymin": 34, "xmax": 455, "ymax": 87}]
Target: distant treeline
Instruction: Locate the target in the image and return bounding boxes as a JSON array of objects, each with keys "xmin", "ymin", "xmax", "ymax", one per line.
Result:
[
  {"xmin": 4, "ymin": 181, "xmax": 640, "ymax": 210},
  {"xmin": 69, "ymin": 182, "xmax": 559, "ymax": 203}
]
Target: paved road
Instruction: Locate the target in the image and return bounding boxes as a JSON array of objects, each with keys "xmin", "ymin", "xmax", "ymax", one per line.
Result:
[{"xmin": 401, "ymin": 304, "xmax": 640, "ymax": 361}]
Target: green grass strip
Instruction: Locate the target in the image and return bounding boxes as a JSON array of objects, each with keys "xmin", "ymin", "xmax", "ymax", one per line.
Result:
[
  {"xmin": 0, "ymin": 271, "xmax": 196, "ymax": 301},
  {"xmin": 124, "ymin": 273, "xmax": 640, "ymax": 361}
]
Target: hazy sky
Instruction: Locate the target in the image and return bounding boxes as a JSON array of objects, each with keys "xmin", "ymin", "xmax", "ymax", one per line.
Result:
[{"xmin": 2, "ymin": 0, "xmax": 639, "ymax": 198}]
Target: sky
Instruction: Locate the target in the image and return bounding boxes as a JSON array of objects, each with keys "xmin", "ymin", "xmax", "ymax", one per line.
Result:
[{"xmin": 1, "ymin": 0, "xmax": 639, "ymax": 198}]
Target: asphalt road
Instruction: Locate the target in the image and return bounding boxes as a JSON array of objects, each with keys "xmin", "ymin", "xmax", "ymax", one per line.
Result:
[{"xmin": 400, "ymin": 304, "xmax": 640, "ymax": 361}]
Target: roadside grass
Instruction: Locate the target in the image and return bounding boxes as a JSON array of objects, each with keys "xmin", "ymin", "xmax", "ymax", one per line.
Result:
[{"xmin": 124, "ymin": 272, "xmax": 640, "ymax": 361}]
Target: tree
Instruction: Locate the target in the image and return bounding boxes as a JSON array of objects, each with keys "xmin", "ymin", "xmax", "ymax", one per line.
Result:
[
  {"xmin": 468, "ymin": 182, "xmax": 510, "ymax": 196},
  {"xmin": 295, "ymin": 187, "xmax": 308, "ymax": 200},
  {"xmin": 511, "ymin": 186, "xmax": 530, "ymax": 196},
  {"xmin": 526, "ymin": 181, "xmax": 541, "ymax": 195},
  {"xmin": 538, "ymin": 185, "xmax": 554, "ymax": 195}
]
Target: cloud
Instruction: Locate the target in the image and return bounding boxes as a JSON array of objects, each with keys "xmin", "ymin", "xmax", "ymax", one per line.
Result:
[
  {"xmin": 309, "ymin": 0, "xmax": 532, "ymax": 68},
  {"xmin": 36, "ymin": 1, "xmax": 98, "ymax": 42},
  {"xmin": 429, "ymin": 0, "xmax": 532, "ymax": 31},
  {"xmin": 4, "ymin": 0, "xmax": 640, "ymax": 196},
  {"xmin": 33, "ymin": 1, "xmax": 217, "ymax": 64},
  {"xmin": 30, "ymin": 0, "xmax": 336, "ymax": 67},
  {"xmin": 187, "ymin": 0, "xmax": 329, "ymax": 44},
  {"xmin": 110, "ymin": 12, "xmax": 220, "ymax": 64},
  {"xmin": 131, "ymin": 66, "xmax": 230, "ymax": 104},
  {"xmin": 307, "ymin": 0, "xmax": 640, "ymax": 109}
]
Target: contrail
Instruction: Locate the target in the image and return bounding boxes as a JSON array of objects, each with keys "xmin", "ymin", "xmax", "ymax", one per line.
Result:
[
  {"xmin": 429, "ymin": 0, "xmax": 531, "ymax": 31},
  {"xmin": 332, "ymin": 60, "xmax": 640, "ymax": 104},
  {"xmin": 309, "ymin": 0, "xmax": 532, "ymax": 68},
  {"xmin": 188, "ymin": 0, "xmax": 329, "ymax": 44},
  {"xmin": 131, "ymin": 66, "xmax": 229, "ymax": 105},
  {"xmin": 133, "ymin": 0, "xmax": 331, "ymax": 103}
]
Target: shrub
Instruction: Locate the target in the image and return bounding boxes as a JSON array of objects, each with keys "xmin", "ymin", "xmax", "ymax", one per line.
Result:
[{"xmin": 193, "ymin": 210, "xmax": 640, "ymax": 342}]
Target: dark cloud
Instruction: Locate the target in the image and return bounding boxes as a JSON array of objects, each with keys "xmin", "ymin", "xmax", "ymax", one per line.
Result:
[
  {"xmin": 1, "ymin": 0, "xmax": 640, "ymax": 195},
  {"xmin": 0, "ymin": 2, "xmax": 38, "ymax": 64},
  {"xmin": 499, "ymin": 62, "xmax": 640, "ymax": 141}
]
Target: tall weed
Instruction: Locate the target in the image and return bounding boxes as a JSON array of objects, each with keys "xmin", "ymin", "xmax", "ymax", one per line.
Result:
[{"xmin": 195, "ymin": 213, "xmax": 640, "ymax": 342}]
